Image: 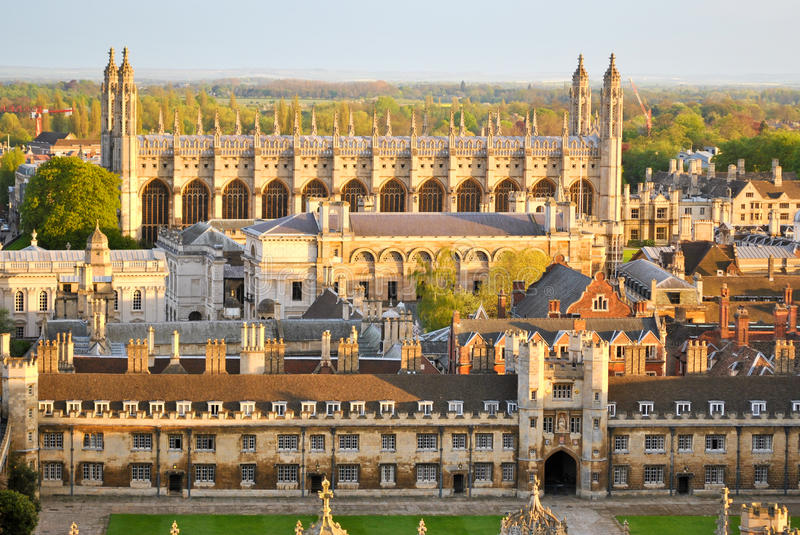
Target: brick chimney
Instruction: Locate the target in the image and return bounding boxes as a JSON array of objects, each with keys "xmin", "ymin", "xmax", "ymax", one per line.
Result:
[
  {"xmin": 573, "ymin": 318, "xmax": 587, "ymax": 333},
  {"xmin": 774, "ymin": 304, "xmax": 789, "ymax": 340},
  {"xmin": 720, "ymin": 283, "xmax": 731, "ymax": 339},
  {"xmin": 497, "ymin": 290, "xmax": 507, "ymax": 319},
  {"xmin": 734, "ymin": 306, "xmax": 750, "ymax": 347},
  {"xmin": 548, "ymin": 299, "xmax": 560, "ymax": 318},
  {"xmin": 126, "ymin": 339, "xmax": 150, "ymax": 374},
  {"xmin": 685, "ymin": 339, "xmax": 708, "ymax": 374},
  {"xmin": 634, "ymin": 300, "xmax": 648, "ymax": 317},
  {"xmin": 511, "ymin": 281, "xmax": 526, "ymax": 307}
]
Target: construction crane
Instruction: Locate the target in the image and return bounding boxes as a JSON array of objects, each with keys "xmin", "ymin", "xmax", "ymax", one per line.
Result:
[
  {"xmin": 629, "ymin": 78, "xmax": 652, "ymax": 136},
  {"xmin": 0, "ymin": 105, "xmax": 73, "ymax": 137}
]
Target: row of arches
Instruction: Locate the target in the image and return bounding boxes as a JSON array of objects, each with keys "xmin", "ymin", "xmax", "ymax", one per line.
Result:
[{"xmin": 141, "ymin": 177, "xmax": 595, "ymax": 244}]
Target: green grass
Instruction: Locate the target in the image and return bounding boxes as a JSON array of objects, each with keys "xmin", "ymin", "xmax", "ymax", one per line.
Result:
[
  {"xmin": 4, "ymin": 234, "xmax": 29, "ymax": 250},
  {"xmin": 617, "ymin": 515, "xmax": 741, "ymax": 535},
  {"xmin": 622, "ymin": 247, "xmax": 640, "ymax": 262},
  {"xmin": 107, "ymin": 514, "xmax": 503, "ymax": 535}
]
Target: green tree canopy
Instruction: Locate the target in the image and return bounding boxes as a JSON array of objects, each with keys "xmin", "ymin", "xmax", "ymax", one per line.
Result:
[
  {"xmin": 20, "ymin": 156, "xmax": 137, "ymax": 249},
  {"xmin": 8, "ymin": 456, "xmax": 40, "ymax": 511},
  {"xmin": 413, "ymin": 249, "xmax": 480, "ymax": 332},
  {"xmin": 0, "ymin": 147, "xmax": 25, "ymax": 211},
  {"xmin": 0, "ymin": 490, "xmax": 38, "ymax": 535},
  {"xmin": 475, "ymin": 249, "xmax": 550, "ymax": 316}
]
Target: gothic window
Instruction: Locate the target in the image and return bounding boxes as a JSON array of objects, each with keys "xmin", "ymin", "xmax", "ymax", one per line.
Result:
[
  {"xmin": 531, "ymin": 179, "xmax": 556, "ymax": 199},
  {"xmin": 262, "ymin": 180, "xmax": 288, "ymax": 219},
  {"xmin": 182, "ymin": 180, "xmax": 210, "ymax": 226},
  {"xmin": 380, "ymin": 179, "xmax": 406, "ymax": 212},
  {"xmin": 222, "ymin": 180, "xmax": 249, "ymax": 219},
  {"xmin": 456, "ymin": 179, "xmax": 482, "ymax": 212},
  {"xmin": 38, "ymin": 291, "xmax": 47, "ymax": 312},
  {"xmin": 494, "ymin": 179, "xmax": 520, "ymax": 212},
  {"xmin": 569, "ymin": 179, "xmax": 594, "ymax": 217},
  {"xmin": 14, "ymin": 291, "xmax": 23, "ymax": 312},
  {"xmin": 141, "ymin": 180, "xmax": 169, "ymax": 245},
  {"xmin": 341, "ymin": 180, "xmax": 367, "ymax": 212},
  {"xmin": 132, "ymin": 290, "xmax": 142, "ymax": 311},
  {"xmin": 418, "ymin": 180, "xmax": 444, "ymax": 212},
  {"xmin": 301, "ymin": 180, "xmax": 328, "ymax": 211}
]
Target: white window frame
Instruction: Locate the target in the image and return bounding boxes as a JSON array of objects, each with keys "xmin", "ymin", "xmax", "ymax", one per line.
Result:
[
  {"xmin": 83, "ymin": 432, "xmax": 104, "ymax": 450},
  {"xmin": 241, "ymin": 434, "xmax": 256, "ymax": 452},
  {"xmin": 792, "ymin": 401, "xmax": 800, "ymax": 413},
  {"xmin": 277, "ymin": 464, "xmax": 298, "ymax": 483},
  {"xmin": 675, "ymin": 401, "xmax": 691, "ymax": 416},
  {"xmin": 350, "ymin": 401, "xmax": 365, "ymax": 416},
  {"xmin": 638, "ymin": 401, "xmax": 654, "ymax": 417},
  {"xmin": 240, "ymin": 401, "xmax": 256, "ymax": 416},
  {"xmin": 416, "ymin": 433, "xmax": 437, "ymax": 451},
  {"xmin": 194, "ymin": 464, "xmax": 216, "ymax": 484},
  {"xmin": 553, "ymin": 383, "xmax": 573, "ymax": 400},
  {"xmin": 644, "ymin": 434, "xmax": 665, "ymax": 453},
  {"xmin": 195, "ymin": 434, "xmax": 216, "ymax": 452},
  {"xmin": 475, "ymin": 433, "xmax": 493, "ymax": 450},
  {"xmin": 501, "ymin": 463, "xmax": 515, "ymax": 482},
  {"xmin": 132, "ymin": 433, "xmax": 153, "ymax": 451},
  {"xmin": 207, "ymin": 401, "xmax": 222, "ymax": 417},
  {"xmin": 131, "ymin": 464, "xmax": 151, "ymax": 482},
  {"xmin": 42, "ymin": 462, "xmax": 62, "ymax": 481},
  {"xmin": 176, "ymin": 401, "xmax": 191, "ymax": 417},
  {"xmin": 380, "ymin": 464, "xmax": 396, "ymax": 484},
  {"xmin": 754, "ymin": 465, "xmax": 769, "ymax": 486},
  {"xmin": 67, "ymin": 400, "xmax": 81, "ymax": 413},
  {"xmin": 506, "ymin": 401, "xmax": 518, "ymax": 414},
  {"xmin": 502, "ymin": 433, "xmax": 515, "ymax": 450},
  {"xmin": 709, "ymin": 401, "xmax": 725, "ymax": 416},
  {"xmin": 39, "ymin": 401, "xmax": 54, "ymax": 416},
  {"xmin": 607, "ymin": 403, "xmax": 616, "ymax": 417},
  {"xmin": 452, "ymin": 433, "xmax": 466, "ymax": 450},
  {"xmin": 483, "ymin": 400, "xmax": 499, "ymax": 416},
  {"xmin": 448, "ymin": 400, "xmax": 464, "ymax": 416},
  {"xmin": 277, "ymin": 434, "xmax": 299, "ymax": 452},
  {"xmin": 418, "ymin": 401, "xmax": 433, "ymax": 416},
  {"xmin": 326, "ymin": 401, "xmax": 341, "ymax": 416},
  {"xmin": 613, "ymin": 465, "xmax": 628, "ymax": 487},
  {"xmin": 42, "ymin": 432, "xmax": 63, "ymax": 449},
  {"xmin": 473, "ymin": 463, "xmax": 493, "ymax": 482},
  {"xmin": 750, "ymin": 400, "xmax": 766, "ymax": 416},
  {"xmin": 272, "ymin": 401, "xmax": 287, "ymax": 416},
  {"xmin": 310, "ymin": 434, "xmax": 325, "ymax": 452},
  {"xmin": 338, "ymin": 434, "xmax": 359, "ymax": 452},
  {"xmin": 416, "ymin": 463, "xmax": 437, "ymax": 483},
  {"xmin": 380, "ymin": 400, "xmax": 395, "ymax": 416},
  {"xmin": 241, "ymin": 464, "xmax": 256, "ymax": 484},
  {"xmin": 301, "ymin": 401, "xmax": 316, "ymax": 415},
  {"xmin": 93, "ymin": 401, "xmax": 110, "ymax": 415},
  {"xmin": 752, "ymin": 434, "xmax": 773, "ymax": 453},
  {"xmin": 123, "ymin": 401, "xmax": 138, "ymax": 417},
  {"xmin": 705, "ymin": 434, "xmax": 726, "ymax": 453},
  {"xmin": 337, "ymin": 464, "xmax": 359, "ymax": 483},
  {"xmin": 149, "ymin": 401, "xmax": 165, "ymax": 416},
  {"xmin": 677, "ymin": 434, "xmax": 693, "ymax": 453},
  {"xmin": 705, "ymin": 465, "xmax": 725, "ymax": 485},
  {"xmin": 82, "ymin": 463, "xmax": 103, "ymax": 482},
  {"xmin": 613, "ymin": 435, "xmax": 629, "ymax": 453},
  {"xmin": 381, "ymin": 433, "xmax": 396, "ymax": 452},
  {"xmin": 643, "ymin": 465, "xmax": 665, "ymax": 485}
]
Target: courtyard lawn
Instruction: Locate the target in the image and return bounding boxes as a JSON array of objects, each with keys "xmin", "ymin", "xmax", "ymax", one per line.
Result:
[
  {"xmin": 617, "ymin": 515, "xmax": 742, "ymax": 535},
  {"xmin": 107, "ymin": 514, "xmax": 503, "ymax": 535},
  {"xmin": 622, "ymin": 247, "xmax": 640, "ymax": 262}
]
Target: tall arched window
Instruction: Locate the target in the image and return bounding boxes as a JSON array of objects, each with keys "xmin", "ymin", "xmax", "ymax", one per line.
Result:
[
  {"xmin": 341, "ymin": 180, "xmax": 367, "ymax": 212},
  {"xmin": 418, "ymin": 180, "xmax": 444, "ymax": 212},
  {"xmin": 380, "ymin": 179, "xmax": 406, "ymax": 212},
  {"xmin": 222, "ymin": 180, "xmax": 249, "ymax": 219},
  {"xmin": 141, "ymin": 180, "xmax": 169, "ymax": 245},
  {"xmin": 182, "ymin": 180, "xmax": 210, "ymax": 226},
  {"xmin": 38, "ymin": 291, "xmax": 47, "ymax": 312},
  {"xmin": 301, "ymin": 180, "xmax": 328, "ymax": 211},
  {"xmin": 494, "ymin": 179, "xmax": 520, "ymax": 212},
  {"xmin": 456, "ymin": 179, "xmax": 482, "ymax": 212},
  {"xmin": 569, "ymin": 179, "xmax": 594, "ymax": 217},
  {"xmin": 14, "ymin": 291, "xmax": 23, "ymax": 312},
  {"xmin": 262, "ymin": 180, "xmax": 288, "ymax": 219},
  {"xmin": 531, "ymin": 179, "xmax": 556, "ymax": 199},
  {"xmin": 132, "ymin": 290, "xmax": 142, "ymax": 311}
]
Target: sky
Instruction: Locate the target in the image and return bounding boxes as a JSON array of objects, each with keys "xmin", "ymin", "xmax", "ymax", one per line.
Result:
[{"xmin": 3, "ymin": 0, "xmax": 799, "ymax": 82}]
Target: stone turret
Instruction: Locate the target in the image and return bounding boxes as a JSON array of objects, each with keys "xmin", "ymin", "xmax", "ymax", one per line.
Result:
[
  {"xmin": 685, "ymin": 339, "xmax": 708, "ymax": 374},
  {"xmin": 400, "ymin": 338, "xmax": 423, "ymax": 373},
  {"xmin": 337, "ymin": 336, "xmax": 359, "ymax": 373},
  {"xmin": 1, "ymin": 337, "xmax": 39, "ymax": 464},
  {"xmin": 204, "ymin": 339, "xmax": 227, "ymax": 374},
  {"xmin": 36, "ymin": 332, "xmax": 75, "ymax": 374},
  {"xmin": 570, "ymin": 54, "xmax": 591, "ymax": 136},
  {"xmin": 126, "ymin": 339, "xmax": 149, "ymax": 374}
]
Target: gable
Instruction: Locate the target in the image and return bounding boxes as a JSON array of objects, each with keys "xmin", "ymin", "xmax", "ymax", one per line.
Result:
[{"xmin": 565, "ymin": 272, "xmax": 632, "ymax": 318}]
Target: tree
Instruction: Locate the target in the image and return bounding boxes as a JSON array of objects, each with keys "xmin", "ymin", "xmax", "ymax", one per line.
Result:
[
  {"xmin": 7, "ymin": 456, "xmax": 39, "ymax": 511},
  {"xmin": 0, "ymin": 147, "xmax": 24, "ymax": 212},
  {"xmin": 0, "ymin": 490, "xmax": 38, "ymax": 535},
  {"xmin": 0, "ymin": 307, "xmax": 13, "ymax": 334},
  {"xmin": 475, "ymin": 249, "xmax": 550, "ymax": 316},
  {"xmin": 413, "ymin": 249, "xmax": 480, "ymax": 332},
  {"xmin": 20, "ymin": 157, "xmax": 130, "ymax": 249}
]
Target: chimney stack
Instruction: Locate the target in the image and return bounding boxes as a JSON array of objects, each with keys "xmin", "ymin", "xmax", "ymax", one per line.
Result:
[
  {"xmin": 204, "ymin": 339, "xmax": 227, "ymax": 374},
  {"xmin": 685, "ymin": 339, "xmax": 708, "ymax": 374},
  {"xmin": 775, "ymin": 304, "xmax": 789, "ymax": 340},
  {"xmin": 737, "ymin": 158, "xmax": 746, "ymax": 176},
  {"xmin": 497, "ymin": 290, "xmax": 507, "ymax": 319},
  {"xmin": 734, "ymin": 306, "xmax": 750, "ymax": 347},
  {"xmin": 720, "ymin": 283, "xmax": 731, "ymax": 339},
  {"xmin": 512, "ymin": 280, "xmax": 526, "ymax": 307},
  {"xmin": 669, "ymin": 159, "xmax": 677, "ymax": 174},
  {"xmin": 707, "ymin": 162, "xmax": 715, "ymax": 178},
  {"xmin": 548, "ymin": 299, "xmax": 560, "ymax": 318},
  {"xmin": 727, "ymin": 164, "xmax": 736, "ymax": 182}
]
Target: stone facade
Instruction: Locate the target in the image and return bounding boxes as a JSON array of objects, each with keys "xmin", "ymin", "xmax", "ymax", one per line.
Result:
[{"xmin": 99, "ymin": 49, "xmax": 623, "ymax": 251}]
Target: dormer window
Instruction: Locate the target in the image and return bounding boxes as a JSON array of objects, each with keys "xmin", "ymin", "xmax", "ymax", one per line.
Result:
[
  {"xmin": 67, "ymin": 400, "xmax": 81, "ymax": 414},
  {"xmin": 792, "ymin": 401, "xmax": 800, "ymax": 413},
  {"xmin": 149, "ymin": 401, "xmax": 165, "ymax": 416},
  {"xmin": 506, "ymin": 401, "xmax": 518, "ymax": 415},
  {"xmin": 638, "ymin": 401, "xmax": 654, "ymax": 417},
  {"xmin": 607, "ymin": 403, "xmax": 617, "ymax": 417},
  {"xmin": 448, "ymin": 400, "xmax": 464, "ymax": 416},
  {"xmin": 675, "ymin": 401, "xmax": 691, "ymax": 416},
  {"xmin": 207, "ymin": 401, "xmax": 222, "ymax": 417},
  {"xmin": 240, "ymin": 401, "xmax": 255, "ymax": 416},
  {"xmin": 709, "ymin": 401, "xmax": 725, "ymax": 416},
  {"xmin": 750, "ymin": 400, "xmax": 766, "ymax": 417},
  {"xmin": 380, "ymin": 401, "xmax": 395, "ymax": 416},
  {"xmin": 484, "ymin": 401, "xmax": 499, "ymax": 416},
  {"xmin": 272, "ymin": 401, "xmax": 287, "ymax": 416},
  {"xmin": 350, "ymin": 401, "xmax": 365, "ymax": 416},
  {"xmin": 592, "ymin": 295, "xmax": 609, "ymax": 312},
  {"xmin": 123, "ymin": 401, "xmax": 138, "ymax": 417},
  {"xmin": 176, "ymin": 401, "xmax": 191, "ymax": 417},
  {"xmin": 38, "ymin": 401, "xmax": 53, "ymax": 416},
  {"xmin": 418, "ymin": 401, "xmax": 433, "ymax": 416},
  {"xmin": 301, "ymin": 401, "xmax": 316, "ymax": 415},
  {"xmin": 94, "ymin": 401, "xmax": 110, "ymax": 415},
  {"xmin": 326, "ymin": 401, "xmax": 341, "ymax": 416}
]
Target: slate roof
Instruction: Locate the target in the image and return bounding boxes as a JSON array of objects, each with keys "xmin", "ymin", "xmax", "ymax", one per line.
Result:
[
  {"xmin": 39, "ymin": 374, "xmax": 513, "ymax": 414},
  {"xmin": 735, "ymin": 245, "xmax": 798, "ymax": 259},
  {"xmin": 607, "ymin": 375, "xmax": 800, "ymax": 417},
  {"xmin": 620, "ymin": 259, "xmax": 695, "ymax": 289},
  {"xmin": 301, "ymin": 288, "xmax": 362, "ymax": 320},
  {"xmin": 244, "ymin": 213, "xmax": 320, "ymax": 236},
  {"xmin": 453, "ymin": 317, "xmax": 660, "ymax": 347},
  {"xmin": 0, "ymin": 249, "xmax": 165, "ymax": 263},
  {"xmin": 513, "ymin": 263, "xmax": 591, "ymax": 318},
  {"xmin": 176, "ymin": 222, "xmax": 243, "ymax": 252},
  {"xmin": 701, "ymin": 275, "xmax": 800, "ymax": 298},
  {"xmin": 32, "ymin": 131, "xmax": 69, "ymax": 145},
  {"xmin": 349, "ymin": 213, "xmax": 543, "ymax": 237}
]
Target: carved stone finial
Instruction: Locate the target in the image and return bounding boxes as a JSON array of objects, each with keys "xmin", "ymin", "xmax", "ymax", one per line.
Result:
[
  {"xmin": 417, "ymin": 518, "xmax": 427, "ymax": 535},
  {"xmin": 385, "ymin": 109, "xmax": 392, "ymax": 137},
  {"xmin": 459, "ymin": 107, "xmax": 465, "ymax": 137},
  {"xmin": 253, "ymin": 109, "xmax": 261, "ymax": 137},
  {"xmin": 495, "ymin": 109, "xmax": 502, "ymax": 136},
  {"xmin": 372, "ymin": 108, "xmax": 378, "ymax": 137},
  {"xmin": 410, "ymin": 110, "xmax": 417, "ymax": 137},
  {"xmin": 319, "ymin": 477, "xmax": 334, "ymax": 519},
  {"xmin": 449, "ymin": 107, "xmax": 455, "ymax": 136},
  {"xmin": 31, "ymin": 229, "xmax": 37, "ymax": 247},
  {"xmin": 173, "ymin": 109, "xmax": 180, "ymax": 135},
  {"xmin": 157, "ymin": 108, "xmax": 164, "ymax": 135},
  {"xmin": 487, "ymin": 111, "xmax": 494, "ymax": 137},
  {"xmin": 234, "ymin": 109, "xmax": 241, "ymax": 135},
  {"xmin": 311, "ymin": 105, "xmax": 318, "ymax": 136},
  {"xmin": 272, "ymin": 106, "xmax": 280, "ymax": 136},
  {"xmin": 69, "ymin": 522, "xmax": 79, "ymax": 535},
  {"xmin": 332, "ymin": 110, "xmax": 340, "ymax": 137},
  {"xmin": 293, "ymin": 107, "xmax": 301, "ymax": 136},
  {"xmin": 422, "ymin": 111, "xmax": 429, "ymax": 136},
  {"xmin": 562, "ymin": 111, "xmax": 569, "ymax": 137},
  {"xmin": 532, "ymin": 108, "xmax": 538, "ymax": 135},
  {"xmin": 348, "ymin": 109, "xmax": 354, "ymax": 137},
  {"xmin": 294, "ymin": 520, "xmax": 304, "ymax": 535},
  {"xmin": 196, "ymin": 109, "xmax": 203, "ymax": 135},
  {"xmin": 170, "ymin": 520, "xmax": 180, "ymax": 535},
  {"xmin": 214, "ymin": 110, "xmax": 221, "ymax": 137}
]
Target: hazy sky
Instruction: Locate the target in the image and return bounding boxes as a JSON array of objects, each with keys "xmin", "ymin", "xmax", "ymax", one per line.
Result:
[{"xmin": 3, "ymin": 0, "xmax": 798, "ymax": 80}]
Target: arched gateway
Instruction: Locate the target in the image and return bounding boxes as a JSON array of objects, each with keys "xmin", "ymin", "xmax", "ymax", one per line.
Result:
[{"xmin": 544, "ymin": 450, "xmax": 577, "ymax": 495}]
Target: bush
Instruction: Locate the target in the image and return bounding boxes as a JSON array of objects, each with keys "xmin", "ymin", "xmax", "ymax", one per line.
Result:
[
  {"xmin": 0, "ymin": 490, "xmax": 38, "ymax": 535},
  {"xmin": 8, "ymin": 456, "xmax": 39, "ymax": 511}
]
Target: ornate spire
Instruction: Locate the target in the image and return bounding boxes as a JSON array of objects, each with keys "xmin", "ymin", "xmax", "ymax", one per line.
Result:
[
  {"xmin": 495, "ymin": 109, "xmax": 502, "ymax": 136},
  {"xmin": 417, "ymin": 519, "xmax": 427, "ymax": 535},
  {"xmin": 449, "ymin": 108, "xmax": 455, "ymax": 136},
  {"xmin": 196, "ymin": 109, "xmax": 203, "ymax": 135},
  {"xmin": 532, "ymin": 108, "xmax": 538, "ymax": 135},
  {"xmin": 410, "ymin": 110, "xmax": 417, "ymax": 137},
  {"xmin": 69, "ymin": 522, "xmax": 79, "ymax": 535},
  {"xmin": 487, "ymin": 111, "xmax": 494, "ymax": 137},
  {"xmin": 214, "ymin": 110, "xmax": 221, "ymax": 137},
  {"xmin": 562, "ymin": 111, "xmax": 569, "ymax": 137},
  {"xmin": 273, "ymin": 106, "xmax": 280, "ymax": 136},
  {"xmin": 385, "ymin": 109, "xmax": 392, "ymax": 137},
  {"xmin": 157, "ymin": 108, "xmax": 164, "ymax": 135},
  {"xmin": 173, "ymin": 109, "xmax": 180, "ymax": 135},
  {"xmin": 170, "ymin": 520, "xmax": 180, "ymax": 535},
  {"xmin": 423, "ymin": 112, "xmax": 429, "ymax": 136},
  {"xmin": 524, "ymin": 110, "xmax": 531, "ymax": 136},
  {"xmin": 310, "ymin": 105, "xmax": 317, "ymax": 136},
  {"xmin": 294, "ymin": 520, "xmax": 304, "ymax": 535},
  {"xmin": 234, "ymin": 109, "xmax": 241, "ymax": 135},
  {"xmin": 574, "ymin": 53, "xmax": 588, "ymax": 80},
  {"xmin": 605, "ymin": 52, "xmax": 620, "ymax": 82},
  {"xmin": 31, "ymin": 229, "xmax": 37, "ymax": 247},
  {"xmin": 253, "ymin": 109, "xmax": 261, "ymax": 137},
  {"xmin": 104, "ymin": 47, "xmax": 118, "ymax": 79},
  {"xmin": 348, "ymin": 109, "xmax": 354, "ymax": 137},
  {"xmin": 372, "ymin": 108, "xmax": 378, "ymax": 137},
  {"xmin": 293, "ymin": 107, "xmax": 301, "ymax": 136},
  {"xmin": 332, "ymin": 110, "xmax": 340, "ymax": 137},
  {"xmin": 459, "ymin": 107, "xmax": 465, "ymax": 136}
]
